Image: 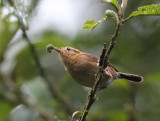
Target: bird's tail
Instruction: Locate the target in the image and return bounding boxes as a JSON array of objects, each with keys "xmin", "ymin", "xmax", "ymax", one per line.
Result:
[{"xmin": 118, "ymin": 72, "xmax": 143, "ymax": 82}]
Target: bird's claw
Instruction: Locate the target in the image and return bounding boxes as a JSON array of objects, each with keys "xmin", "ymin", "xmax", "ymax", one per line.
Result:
[{"xmin": 104, "ymin": 68, "xmax": 113, "ymax": 78}]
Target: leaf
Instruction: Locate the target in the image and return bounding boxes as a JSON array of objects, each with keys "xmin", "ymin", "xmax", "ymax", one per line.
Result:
[
  {"xmin": 83, "ymin": 20, "xmax": 99, "ymax": 30},
  {"xmin": 83, "ymin": 10, "xmax": 118, "ymax": 30},
  {"xmin": 102, "ymin": 0, "xmax": 120, "ymax": 11},
  {"xmin": 129, "ymin": 4, "xmax": 160, "ymax": 18},
  {"xmin": 83, "ymin": 17, "xmax": 108, "ymax": 30}
]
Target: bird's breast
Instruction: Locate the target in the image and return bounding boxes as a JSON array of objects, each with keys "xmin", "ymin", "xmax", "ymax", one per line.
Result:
[
  {"xmin": 60, "ymin": 54, "xmax": 115, "ymax": 88},
  {"xmin": 64, "ymin": 57, "xmax": 98, "ymax": 87}
]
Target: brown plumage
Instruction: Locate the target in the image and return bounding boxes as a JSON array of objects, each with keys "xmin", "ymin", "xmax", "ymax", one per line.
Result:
[{"xmin": 47, "ymin": 44, "xmax": 143, "ymax": 90}]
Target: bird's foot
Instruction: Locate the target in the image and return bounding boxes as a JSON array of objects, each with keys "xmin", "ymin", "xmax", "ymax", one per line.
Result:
[{"xmin": 104, "ymin": 68, "xmax": 113, "ymax": 78}]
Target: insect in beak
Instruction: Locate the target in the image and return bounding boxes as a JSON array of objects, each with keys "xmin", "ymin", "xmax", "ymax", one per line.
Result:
[{"xmin": 47, "ymin": 44, "xmax": 60, "ymax": 53}]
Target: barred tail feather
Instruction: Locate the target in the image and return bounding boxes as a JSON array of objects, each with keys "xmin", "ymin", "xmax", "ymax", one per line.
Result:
[{"xmin": 118, "ymin": 72, "xmax": 143, "ymax": 82}]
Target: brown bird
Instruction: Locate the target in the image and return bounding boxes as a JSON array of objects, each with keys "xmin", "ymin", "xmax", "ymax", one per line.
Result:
[{"xmin": 47, "ymin": 44, "xmax": 143, "ymax": 90}]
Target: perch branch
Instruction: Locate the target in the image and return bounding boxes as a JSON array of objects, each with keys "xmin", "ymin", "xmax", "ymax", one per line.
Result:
[
  {"xmin": 79, "ymin": 44, "xmax": 107, "ymax": 121},
  {"xmin": 79, "ymin": 12, "xmax": 123, "ymax": 121}
]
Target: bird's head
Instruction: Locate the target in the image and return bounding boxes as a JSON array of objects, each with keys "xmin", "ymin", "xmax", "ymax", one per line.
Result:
[{"xmin": 47, "ymin": 44, "xmax": 81, "ymax": 63}]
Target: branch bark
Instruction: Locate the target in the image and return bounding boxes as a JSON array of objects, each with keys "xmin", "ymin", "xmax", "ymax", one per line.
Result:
[
  {"xmin": 79, "ymin": 11, "xmax": 123, "ymax": 121},
  {"xmin": 79, "ymin": 44, "xmax": 107, "ymax": 121}
]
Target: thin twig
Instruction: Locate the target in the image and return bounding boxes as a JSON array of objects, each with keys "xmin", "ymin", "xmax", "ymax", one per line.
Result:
[
  {"xmin": 79, "ymin": 11, "xmax": 123, "ymax": 121},
  {"xmin": 122, "ymin": 16, "xmax": 131, "ymax": 23},
  {"xmin": 103, "ymin": 22, "xmax": 121, "ymax": 68}
]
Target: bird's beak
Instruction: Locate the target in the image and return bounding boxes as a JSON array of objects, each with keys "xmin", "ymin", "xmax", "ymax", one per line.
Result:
[
  {"xmin": 53, "ymin": 47, "xmax": 60, "ymax": 53},
  {"xmin": 47, "ymin": 44, "xmax": 61, "ymax": 53}
]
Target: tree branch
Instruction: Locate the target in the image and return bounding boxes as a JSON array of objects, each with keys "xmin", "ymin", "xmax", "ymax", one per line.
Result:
[
  {"xmin": 0, "ymin": 73, "xmax": 58, "ymax": 121},
  {"xmin": 79, "ymin": 44, "xmax": 106, "ymax": 121},
  {"xmin": 79, "ymin": 11, "xmax": 123, "ymax": 121},
  {"xmin": 7, "ymin": 0, "xmax": 75, "ymax": 115},
  {"xmin": 103, "ymin": 21, "xmax": 121, "ymax": 68}
]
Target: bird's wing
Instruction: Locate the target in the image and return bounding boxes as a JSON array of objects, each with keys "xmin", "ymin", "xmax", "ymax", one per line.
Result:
[
  {"xmin": 81, "ymin": 53, "xmax": 118, "ymax": 72},
  {"xmin": 81, "ymin": 53, "xmax": 99, "ymax": 63}
]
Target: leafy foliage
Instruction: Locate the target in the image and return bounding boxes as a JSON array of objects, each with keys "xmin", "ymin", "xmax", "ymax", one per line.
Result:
[{"xmin": 129, "ymin": 4, "xmax": 160, "ymax": 18}]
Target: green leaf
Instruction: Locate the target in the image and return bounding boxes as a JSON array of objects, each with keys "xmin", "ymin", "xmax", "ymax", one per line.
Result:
[
  {"xmin": 83, "ymin": 20, "xmax": 100, "ymax": 30},
  {"xmin": 102, "ymin": 0, "xmax": 120, "ymax": 11},
  {"xmin": 83, "ymin": 17, "xmax": 108, "ymax": 30},
  {"xmin": 129, "ymin": 4, "xmax": 160, "ymax": 18},
  {"xmin": 83, "ymin": 10, "xmax": 118, "ymax": 30}
]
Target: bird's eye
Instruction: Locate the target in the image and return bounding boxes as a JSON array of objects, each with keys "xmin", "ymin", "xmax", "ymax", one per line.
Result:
[{"xmin": 67, "ymin": 47, "xmax": 71, "ymax": 51}]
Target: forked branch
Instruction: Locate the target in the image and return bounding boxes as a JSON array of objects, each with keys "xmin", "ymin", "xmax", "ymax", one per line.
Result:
[{"xmin": 79, "ymin": 10, "xmax": 123, "ymax": 121}]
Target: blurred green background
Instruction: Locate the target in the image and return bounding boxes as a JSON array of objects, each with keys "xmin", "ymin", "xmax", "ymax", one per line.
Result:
[{"xmin": 0, "ymin": 0, "xmax": 160, "ymax": 121}]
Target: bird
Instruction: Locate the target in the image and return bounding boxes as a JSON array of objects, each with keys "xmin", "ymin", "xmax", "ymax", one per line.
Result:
[{"xmin": 47, "ymin": 44, "xmax": 143, "ymax": 90}]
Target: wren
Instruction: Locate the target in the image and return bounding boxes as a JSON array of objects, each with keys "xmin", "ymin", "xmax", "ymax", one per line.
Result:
[{"xmin": 47, "ymin": 44, "xmax": 143, "ymax": 90}]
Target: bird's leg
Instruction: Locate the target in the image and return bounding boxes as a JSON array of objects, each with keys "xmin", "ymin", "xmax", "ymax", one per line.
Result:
[{"xmin": 97, "ymin": 62, "xmax": 112, "ymax": 78}]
